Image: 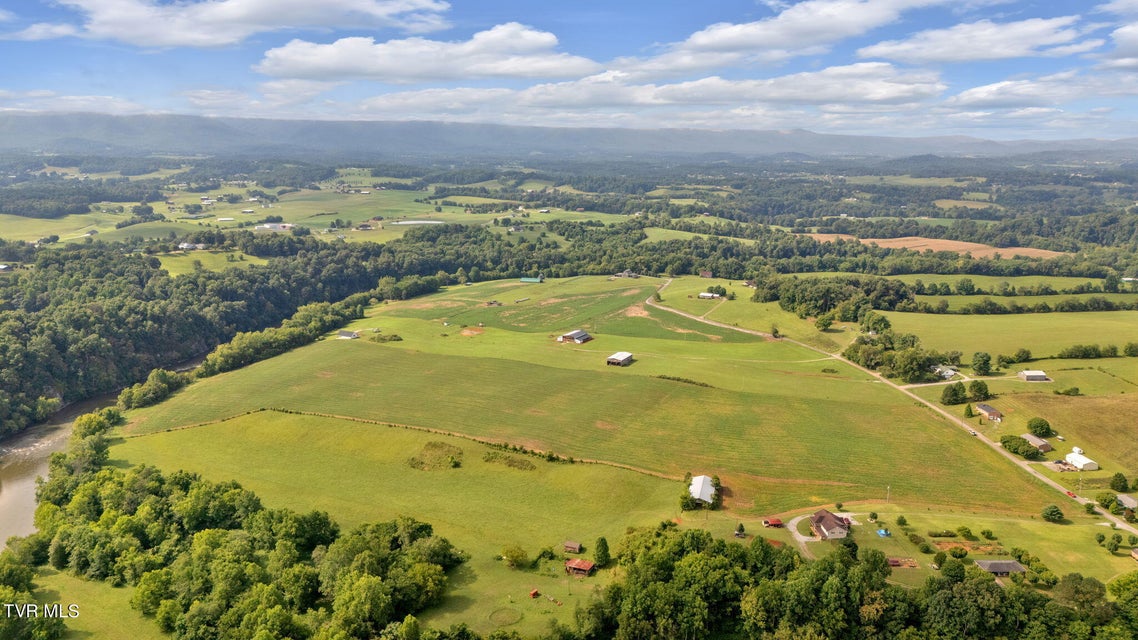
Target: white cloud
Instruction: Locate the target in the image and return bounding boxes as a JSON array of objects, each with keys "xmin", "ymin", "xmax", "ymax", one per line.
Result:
[
  {"xmin": 2, "ymin": 23, "xmax": 80, "ymax": 41},
  {"xmin": 0, "ymin": 9, "xmax": 15, "ymax": 22},
  {"xmin": 256, "ymin": 23, "xmax": 599, "ymax": 82},
  {"xmin": 611, "ymin": 0, "xmax": 968, "ymax": 80},
  {"xmin": 258, "ymin": 80, "xmax": 343, "ymax": 105},
  {"xmin": 858, "ymin": 16, "xmax": 1095, "ymax": 62},
  {"xmin": 1100, "ymin": 23, "xmax": 1138, "ymax": 69},
  {"xmin": 947, "ymin": 70, "xmax": 1138, "ymax": 107},
  {"xmin": 37, "ymin": 0, "xmax": 450, "ymax": 47},
  {"xmin": 0, "ymin": 91, "xmax": 148, "ymax": 114},
  {"xmin": 1097, "ymin": 0, "xmax": 1138, "ymax": 15}
]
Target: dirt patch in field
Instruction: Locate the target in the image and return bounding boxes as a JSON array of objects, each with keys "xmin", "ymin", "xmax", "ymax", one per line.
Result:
[
  {"xmin": 622, "ymin": 288, "xmax": 643, "ymax": 296},
  {"xmin": 667, "ymin": 325, "xmax": 723, "ymax": 341},
  {"xmin": 399, "ymin": 300, "xmax": 468, "ymax": 310},
  {"xmin": 526, "ymin": 408, "xmax": 548, "ymax": 416},
  {"xmin": 594, "ymin": 420, "xmax": 620, "ymax": 431},
  {"xmin": 729, "ymin": 472, "xmax": 855, "ymax": 487},
  {"xmin": 624, "ymin": 304, "xmax": 651, "ymax": 317},
  {"xmin": 539, "ymin": 297, "xmax": 568, "ymax": 306},
  {"xmin": 316, "ymin": 371, "xmax": 335, "ymax": 378},
  {"xmin": 460, "ymin": 328, "xmax": 484, "ymax": 336},
  {"xmin": 804, "ymin": 234, "xmax": 1066, "ymax": 259}
]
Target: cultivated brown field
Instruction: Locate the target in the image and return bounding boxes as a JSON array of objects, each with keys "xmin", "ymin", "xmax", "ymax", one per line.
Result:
[{"xmin": 805, "ymin": 234, "xmax": 1065, "ymax": 259}]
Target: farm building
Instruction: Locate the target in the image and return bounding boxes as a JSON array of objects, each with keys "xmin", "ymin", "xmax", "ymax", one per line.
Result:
[
  {"xmin": 1020, "ymin": 434, "xmax": 1053, "ymax": 453},
  {"xmin": 1065, "ymin": 451, "xmax": 1099, "ymax": 471},
  {"xmin": 689, "ymin": 475, "xmax": 716, "ymax": 504},
  {"xmin": 520, "ymin": 275, "xmax": 545, "ymax": 283},
  {"xmin": 699, "ymin": 270, "xmax": 713, "ymax": 278},
  {"xmin": 1118, "ymin": 495, "xmax": 1138, "ymax": 510},
  {"xmin": 563, "ymin": 541, "xmax": 582, "ymax": 554},
  {"xmin": 975, "ymin": 560, "xmax": 1026, "ymax": 576},
  {"xmin": 606, "ymin": 352, "xmax": 633, "ymax": 366},
  {"xmin": 698, "ymin": 292, "xmax": 721, "ymax": 299},
  {"xmin": 810, "ymin": 509, "xmax": 849, "ymax": 540},
  {"xmin": 565, "ymin": 559, "xmax": 595, "ymax": 576},
  {"xmin": 614, "ymin": 269, "xmax": 640, "ymax": 278},
  {"xmin": 975, "ymin": 403, "xmax": 1002, "ymax": 422},
  {"xmin": 1018, "ymin": 370, "xmax": 1049, "ymax": 381},
  {"xmin": 558, "ymin": 329, "xmax": 592, "ymax": 344},
  {"xmin": 337, "ymin": 330, "xmax": 360, "ymax": 340}
]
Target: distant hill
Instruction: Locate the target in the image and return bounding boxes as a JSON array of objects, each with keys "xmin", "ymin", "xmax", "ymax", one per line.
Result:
[{"xmin": 1, "ymin": 112, "xmax": 1136, "ymax": 160}]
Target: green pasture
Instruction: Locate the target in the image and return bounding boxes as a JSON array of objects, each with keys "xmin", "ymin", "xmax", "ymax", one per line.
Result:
[
  {"xmin": 790, "ymin": 271, "xmax": 1105, "ymax": 291},
  {"xmin": 157, "ymin": 250, "xmax": 267, "ymax": 275},
  {"xmin": 642, "ymin": 227, "xmax": 759, "ymax": 245},
  {"xmin": 114, "ymin": 412, "xmax": 677, "ymax": 636},
  {"xmin": 884, "ymin": 310, "xmax": 1138, "ymax": 358},
  {"xmin": 934, "ymin": 199, "xmax": 1002, "ymax": 210},
  {"xmin": 0, "ymin": 211, "xmax": 132, "ymax": 242},
  {"xmin": 655, "ymin": 276, "xmax": 846, "ymax": 352},
  {"xmin": 34, "ymin": 568, "xmax": 166, "ymax": 640},
  {"xmin": 125, "ymin": 293, "xmax": 1057, "ymax": 517},
  {"xmin": 914, "ymin": 292, "xmax": 1138, "ymax": 310}
]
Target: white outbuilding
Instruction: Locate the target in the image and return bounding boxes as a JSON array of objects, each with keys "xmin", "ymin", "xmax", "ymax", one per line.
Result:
[
  {"xmin": 1065, "ymin": 451, "xmax": 1099, "ymax": 471},
  {"xmin": 689, "ymin": 475, "xmax": 716, "ymax": 504}
]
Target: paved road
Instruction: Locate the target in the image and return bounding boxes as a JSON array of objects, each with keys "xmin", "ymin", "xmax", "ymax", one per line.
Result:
[{"xmin": 646, "ymin": 279, "xmax": 1138, "ymax": 535}]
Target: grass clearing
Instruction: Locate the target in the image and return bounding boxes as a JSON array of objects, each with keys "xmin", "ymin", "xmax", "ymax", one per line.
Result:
[
  {"xmin": 914, "ymin": 292, "xmax": 1138, "ymax": 311},
  {"xmin": 156, "ymin": 250, "xmax": 268, "ymax": 275},
  {"xmin": 113, "ymin": 412, "xmax": 677, "ymax": 636},
  {"xmin": 934, "ymin": 199, "xmax": 1002, "ymax": 210},
  {"xmin": 34, "ymin": 568, "xmax": 166, "ymax": 640},
  {"xmin": 884, "ymin": 310, "xmax": 1138, "ymax": 357}
]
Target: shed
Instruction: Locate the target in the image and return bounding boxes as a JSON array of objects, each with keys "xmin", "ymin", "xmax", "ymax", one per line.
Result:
[
  {"xmin": 520, "ymin": 276, "xmax": 544, "ymax": 283},
  {"xmin": 565, "ymin": 559, "xmax": 595, "ymax": 576},
  {"xmin": 699, "ymin": 270, "xmax": 713, "ymax": 278},
  {"xmin": 689, "ymin": 475, "xmax": 716, "ymax": 504},
  {"xmin": 563, "ymin": 541, "xmax": 582, "ymax": 554},
  {"xmin": 558, "ymin": 329, "xmax": 592, "ymax": 344},
  {"xmin": 1020, "ymin": 433, "xmax": 1053, "ymax": 453},
  {"xmin": 0, "ymin": 264, "xmax": 9, "ymax": 272},
  {"xmin": 697, "ymin": 292, "xmax": 720, "ymax": 299},
  {"xmin": 975, "ymin": 560, "xmax": 1026, "ymax": 576},
  {"xmin": 1065, "ymin": 452, "xmax": 1099, "ymax": 471},
  {"xmin": 762, "ymin": 518, "xmax": 783, "ymax": 528},
  {"xmin": 809, "ymin": 509, "xmax": 849, "ymax": 540},
  {"xmin": 606, "ymin": 352, "xmax": 633, "ymax": 366},
  {"xmin": 975, "ymin": 403, "xmax": 1002, "ymax": 421},
  {"xmin": 1018, "ymin": 370, "xmax": 1048, "ymax": 382},
  {"xmin": 337, "ymin": 330, "xmax": 360, "ymax": 340},
  {"xmin": 1118, "ymin": 495, "xmax": 1138, "ymax": 510}
]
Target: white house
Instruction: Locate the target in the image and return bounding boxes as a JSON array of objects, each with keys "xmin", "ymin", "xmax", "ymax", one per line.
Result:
[
  {"xmin": 1066, "ymin": 451, "xmax": 1099, "ymax": 471},
  {"xmin": 689, "ymin": 475, "xmax": 716, "ymax": 504},
  {"xmin": 1018, "ymin": 370, "xmax": 1048, "ymax": 381}
]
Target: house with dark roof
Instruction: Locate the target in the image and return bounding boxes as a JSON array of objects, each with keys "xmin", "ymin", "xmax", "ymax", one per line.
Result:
[
  {"xmin": 1020, "ymin": 433, "xmax": 1053, "ymax": 453},
  {"xmin": 809, "ymin": 509, "xmax": 849, "ymax": 540},
  {"xmin": 337, "ymin": 330, "xmax": 360, "ymax": 340},
  {"xmin": 975, "ymin": 560, "xmax": 1027, "ymax": 576},
  {"xmin": 975, "ymin": 403, "xmax": 1002, "ymax": 422}
]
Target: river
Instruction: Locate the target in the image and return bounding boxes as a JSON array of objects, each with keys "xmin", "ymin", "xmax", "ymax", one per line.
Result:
[{"xmin": 0, "ymin": 395, "xmax": 116, "ymax": 547}]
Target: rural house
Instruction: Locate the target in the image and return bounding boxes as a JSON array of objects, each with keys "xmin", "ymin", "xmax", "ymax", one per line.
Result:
[
  {"xmin": 1020, "ymin": 433, "xmax": 1053, "ymax": 453},
  {"xmin": 975, "ymin": 403, "xmax": 1002, "ymax": 422},
  {"xmin": 698, "ymin": 292, "xmax": 721, "ymax": 299},
  {"xmin": 558, "ymin": 329, "xmax": 592, "ymax": 344},
  {"xmin": 809, "ymin": 509, "xmax": 849, "ymax": 540},
  {"xmin": 337, "ymin": 330, "xmax": 360, "ymax": 340},
  {"xmin": 1018, "ymin": 370, "xmax": 1048, "ymax": 381},
  {"xmin": 565, "ymin": 558, "xmax": 595, "ymax": 576},
  {"xmin": 1118, "ymin": 495, "xmax": 1138, "ymax": 510},
  {"xmin": 689, "ymin": 475, "xmax": 716, "ymax": 504},
  {"xmin": 975, "ymin": 560, "xmax": 1026, "ymax": 576},
  {"xmin": 699, "ymin": 270, "xmax": 713, "ymax": 278},
  {"xmin": 606, "ymin": 352, "xmax": 633, "ymax": 366}
]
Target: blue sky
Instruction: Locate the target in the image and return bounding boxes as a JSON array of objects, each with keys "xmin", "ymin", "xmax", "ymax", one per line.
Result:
[{"xmin": 1, "ymin": 0, "xmax": 1136, "ymax": 139}]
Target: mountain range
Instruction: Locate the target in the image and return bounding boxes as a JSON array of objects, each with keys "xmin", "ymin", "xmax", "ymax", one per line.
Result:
[{"xmin": 2, "ymin": 112, "xmax": 1137, "ymax": 161}]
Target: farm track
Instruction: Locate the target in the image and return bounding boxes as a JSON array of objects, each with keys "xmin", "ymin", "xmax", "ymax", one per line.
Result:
[{"xmin": 647, "ymin": 279, "xmax": 1138, "ymax": 535}]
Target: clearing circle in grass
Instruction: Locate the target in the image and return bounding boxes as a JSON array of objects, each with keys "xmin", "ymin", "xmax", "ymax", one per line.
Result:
[{"xmin": 490, "ymin": 607, "xmax": 523, "ymax": 626}]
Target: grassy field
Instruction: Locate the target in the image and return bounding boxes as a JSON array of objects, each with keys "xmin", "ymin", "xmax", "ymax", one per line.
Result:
[
  {"xmin": 843, "ymin": 175, "xmax": 985, "ymax": 187},
  {"xmin": 934, "ymin": 199, "xmax": 1002, "ymax": 210},
  {"xmin": 788, "ymin": 272, "xmax": 1107, "ymax": 291},
  {"xmin": 156, "ymin": 250, "xmax": 268, "ymax": 275},
  {"xmin": 914, "ymin": 292, "xmax": 1138, "ymax": 310},
  {"xmin": 642, "ymin": 227, "xmax": 759, "ymax": 245},
  {"xmin": 884, "ymin": 310, "xmax": 1138, "ymax": 357},
  {"xmin": 124, "ymin": 277, "xmax": 1057, "ymax": 517},
  {"xmin": 34, "ymin": 568, "xmax": 166, "ymax": 640},
  {"xmin": 655, "ymin": 276, "xmax": 848, "ymax": 352},
  {"xmin": 0, "ymin": 211, "xmax": 130, "ymax": 242},
  {"xmin": 113, "ymin": 412, "xmax": 678, "ymax": 636}
]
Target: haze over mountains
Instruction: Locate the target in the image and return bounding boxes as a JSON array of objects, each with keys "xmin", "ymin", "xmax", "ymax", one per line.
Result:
[{"xmin": 2, "ymin": 112, "xmax": 1137, "ymax": 161}]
